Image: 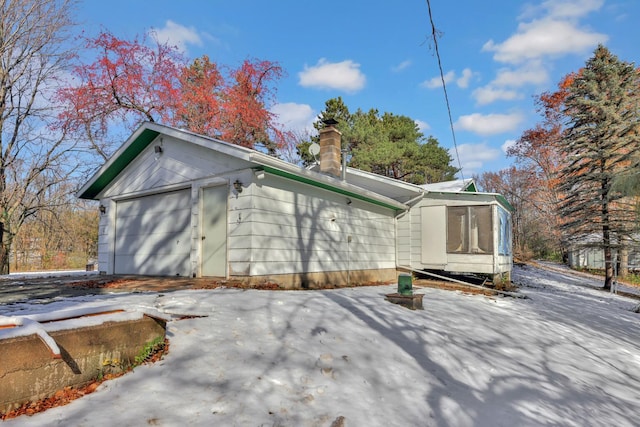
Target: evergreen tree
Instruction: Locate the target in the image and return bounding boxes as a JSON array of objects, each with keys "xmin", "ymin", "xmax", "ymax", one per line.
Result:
[
  {"xmin": 297, "ymin": 97, "xmax": 458, "ymax": 184},
  {"xmin": 349, "ymin": 112, "xmax": 457, "ymax": 184},
  {"xmin": 297, "ymin": 97, "xmax": 351, "ymax": 166},
  {"xmin": 557, "ymin": 45, "xmax": 640, "ymax": 289}
]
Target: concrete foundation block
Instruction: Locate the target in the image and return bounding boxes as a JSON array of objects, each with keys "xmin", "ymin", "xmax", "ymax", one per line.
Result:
[
  {"xmin": 385, "ymin": 293, "xmax": 424, "ymax": 310},
  {"xmin": 0, "ymin": 315, "xmax": 166, "ymax": 414}
]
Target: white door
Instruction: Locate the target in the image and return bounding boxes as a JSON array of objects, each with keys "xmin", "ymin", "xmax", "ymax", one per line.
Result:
[
  {"xmin": 201, "ymin": 185, "xmax": 227, "ymax": 277},
  {"xmin": 114, "ymin": 189, "xmax": 191, "ymax": 276},
  {"xmin": 421, "ymin": 205, "xmax": 447, "ymax": 265}
]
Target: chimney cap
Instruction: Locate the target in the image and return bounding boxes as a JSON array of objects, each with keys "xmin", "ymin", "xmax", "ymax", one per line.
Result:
[{"xmin": 322, "ymin": 118, "xmax": 339, "ymax": 126}]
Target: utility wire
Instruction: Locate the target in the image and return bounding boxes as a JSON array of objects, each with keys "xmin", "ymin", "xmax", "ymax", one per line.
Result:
[{"xmin": 425, "ymin": 0, "xmax": 465, "ymax": 181}]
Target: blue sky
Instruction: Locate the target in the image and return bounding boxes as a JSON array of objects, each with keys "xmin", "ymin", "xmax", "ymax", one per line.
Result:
[{"xmin": 76, "ymin": 0, "xmax": 639, "ymax": 177}]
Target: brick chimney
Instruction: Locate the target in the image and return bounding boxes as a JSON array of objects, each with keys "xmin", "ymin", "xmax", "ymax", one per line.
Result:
[{"xmin": 319, "ymin": 119, "xmax": 342, "ymax": 178}]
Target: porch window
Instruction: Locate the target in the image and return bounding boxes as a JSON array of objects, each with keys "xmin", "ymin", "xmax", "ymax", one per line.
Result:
[
  {"xmin": 447, "ymin": 206, "xmax": 493, "ymax": 254},
  {"xmin": 498, "ymin": 207, "xmax": 512, "ymax": 256}
]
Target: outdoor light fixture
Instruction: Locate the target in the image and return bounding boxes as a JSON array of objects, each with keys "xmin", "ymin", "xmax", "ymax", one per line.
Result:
[
  {"xmin": 154, "ymin": 145, "xmax": 163, "ymax": 154},
  {"xmin": 233, "ymin": 179, "xmax": 243, "ymax": 193},
  {"xmin": 99, "ymin": 204, "xmax": 106, "ymax": 214}
]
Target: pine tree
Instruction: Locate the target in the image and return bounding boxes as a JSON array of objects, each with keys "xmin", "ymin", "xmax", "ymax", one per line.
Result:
[{"xmin": 557, "ymin": 45, "xmax": 640, "ymax": 289}]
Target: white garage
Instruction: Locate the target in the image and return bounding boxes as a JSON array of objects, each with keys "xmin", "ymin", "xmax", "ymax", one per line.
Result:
[
  {"xmin": 81, "ymin": 122, "xmax": 486, "ymax": 287},
  {"xmin": 113, "ymin": 189, "xmax": 191, "ymax": 276}
]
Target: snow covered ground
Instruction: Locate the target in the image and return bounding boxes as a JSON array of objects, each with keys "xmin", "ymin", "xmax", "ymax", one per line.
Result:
[
  {"xmin": 1, "ymin": 264, "xmax": 639, "ymax": 426},
  {"xmin": 0, "ymin": 270, "xmax": 97, "ymax": 280}
]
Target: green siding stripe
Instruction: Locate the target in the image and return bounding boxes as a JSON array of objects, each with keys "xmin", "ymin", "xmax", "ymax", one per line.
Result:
[
  {"xmin": 263, "ymin": 166, "xmax": 404, "ymax": 212},
  {"xmin": 80, "ymin": 129, "xmax": 160, "ymax": 199}
]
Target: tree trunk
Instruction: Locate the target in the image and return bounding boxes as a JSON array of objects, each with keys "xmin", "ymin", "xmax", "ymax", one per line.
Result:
[
  {"xmin": 601, "ymin": 173, "xmax": 612, "ymax": 290},
  {"xmin": 603, "ymin": 228, "xmax": 613, "ymax": 290},
  {"xmin": 619, "ymin": 241, "xmax": 629, "ymax": 279},
  {"xmin": 0, "ymin": 223, "xmax": 8, "ymax": 275}
]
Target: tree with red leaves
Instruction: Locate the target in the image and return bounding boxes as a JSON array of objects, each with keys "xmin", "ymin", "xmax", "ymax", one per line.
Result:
[
  {"xmin": 496, "ymin": 73, "xmax": 576, "ymax": 260},
  {"xmin": 174, "ymin": 55, "xmax": 223, "ymax": 137},
  {"xmin": 56, "ymin": 31, "xmax": 288, "ymax": 160},
  {"xmin": 56, "ymin": 31, "xmax": 183, "ymax": 160},
  {"xmin": 219, "ymin": 59, "xmax": 288, "ymax": 155},
  {"xmin": 508, "ymin": 73, "xmax": 574, "ymax": 196},
  {"xmin": 476, "ymin": 167, "xmax": 553, "ymax": 259}
]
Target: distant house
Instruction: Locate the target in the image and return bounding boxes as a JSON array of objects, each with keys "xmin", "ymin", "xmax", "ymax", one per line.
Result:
[
  {"xmin": 567, "ymin": 234, "xmax": 640, "ymax": 272},
  {"xmin": 78, "ymin": 121, "xmax": 513, "ymax": 288}
]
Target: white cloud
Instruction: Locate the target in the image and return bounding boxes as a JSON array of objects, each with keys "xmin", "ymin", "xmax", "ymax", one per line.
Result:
[
  {"xmin": 455, "ymin": 112, "xmax": 524, "ymax": 136},
  {"xmin": 392, "ymin": 60, "xmax": 412, "ymax": 72},
  {"xmin": 542, "ymin": 0, "xmax": 604, "ymax": 19},
  {"xmin": 270, "ymin": 103, "xmax": 316, "ymax": 134},
  {"xmin": 475, "ymin": 0, "xmax": 605, "ymax": 109},
  {"xmin": 421, "ymin": 69, "xmax": 475, "ymax": 89},
  {"xmin": 298, "ymin": 59, "xmax": 366, "ymax": 93},
  {"xmin": 472, "ymin": 61, "xmax": 549, "ymax": 105},
  {"xmin": 421, "ymin": 70, "xmax": 455, "ymax": 89},
  {"xmin": 456, "ymin": 68, "xmax": 474, "ymax": 89},
  {"xmin": 493, "ymin": 62, "xmax": 549, "ymax": 87},
  {"xmin": 414, "ymin": 119, "xmax": 431, "ymax": 132},
  {"xmin": 482, "ymin": 18, "xmax": 607, "ymax": 64},
  {"xmin": 450, "ymin": 142, "xmax": 502, "ymax": 172},
  {"xmin": 149, "ymin": 20, "xmax": 202, "ymax": 54},
  {"xmin": 502, "ymin": 139, "xmax": 517, "ymax": 153},
  {"xmin": 472, "ymin": 87, "xmax": 523, "ymax": 105}
]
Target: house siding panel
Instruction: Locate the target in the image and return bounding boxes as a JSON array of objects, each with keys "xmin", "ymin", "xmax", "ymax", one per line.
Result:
[
  {"xmin": 233, "ymin": 174, "xmax": 396, "ymax": 277},
  {"xmin": 396, "ymin": 214, "xmax": 412, "ymax": 266},
  {"xmin": 102, "ymin": 136, "xmax": 249, "ymax": 199}
]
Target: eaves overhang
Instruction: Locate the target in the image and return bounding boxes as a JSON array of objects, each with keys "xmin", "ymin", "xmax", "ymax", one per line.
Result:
[
  {"xmin": 77, "ymin": 122, "xmax": 256, "ymax": 200},
  {"xmin": 426, "ymin": 190, "xmax": 515, "ymax": 212},
  {"xmin": 251, "ymin": 153, "xmax": 408, "ymax": 211},
  {"xmin": 77, "ymin": 122, "xmax": 409, "ymax": 213},
  {"xmin": 77, "ymin": 127, "xmax": 160, "ymax": 200}
]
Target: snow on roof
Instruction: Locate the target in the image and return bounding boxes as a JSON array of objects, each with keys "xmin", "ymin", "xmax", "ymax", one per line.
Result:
[{"xmin": 421, "ymin": 178, "xmax": 476, "ymax": 192}]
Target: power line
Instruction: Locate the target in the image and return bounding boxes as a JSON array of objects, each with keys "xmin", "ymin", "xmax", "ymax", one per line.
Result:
[{"xmin": 425, "ymin": 0, "xmax": 465, "ymax": 181}]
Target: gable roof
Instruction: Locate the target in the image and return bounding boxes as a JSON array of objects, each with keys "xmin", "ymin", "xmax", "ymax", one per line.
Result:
[{"xmin": 77, "ymin": 122, "xmax": 409, "ymax": 211}]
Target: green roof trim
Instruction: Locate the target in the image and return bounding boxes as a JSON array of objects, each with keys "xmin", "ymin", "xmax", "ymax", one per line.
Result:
[
  {"xmin": 262, "ymin": 166, "xmax": 405, "ymax": 211},
  {"xmin": 496, "ymin": 194, "xmax": 515, "ymax": 212},
  {"xmin": 464, "ymin": 182, "xmax": 478, "ymax": 192},
  {"xmin": 79, "ymin": 129, "xmax": 160, "ymax": 199},
  {"xmin": 460, "ymin": 181, "xmax": 513, "ymax": 212}
]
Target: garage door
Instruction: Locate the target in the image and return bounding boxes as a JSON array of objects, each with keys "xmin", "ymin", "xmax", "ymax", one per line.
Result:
[{"xmin": 114, "ymin": 189, "xmax": 191, "ymax": 276}]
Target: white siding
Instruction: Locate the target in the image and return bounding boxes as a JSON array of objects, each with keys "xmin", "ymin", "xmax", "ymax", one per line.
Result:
[
  {"xmin": 396, "ymin": 213, "xmax": 411, "ymax": 266},
  {"xmin": 96, "ymin": 199, "xmax": 113, "ymax": 273},
  {"xmin": 231, "ymin": 173, "xmax": 396, "ymax": 276},
  {"xmin": 406, "ymin": 196, "xmax": 508, "ymax": 275},
  {"xmin": 420, "ymin": 206, "xmax": 446, "ymax": 266},
  {"xmin": 101, "ymin": 135, "xmax": 249, "ymax": 199},
  {"xmin": 95, "ymin": 132, "xmax": 400, "ymax": 279},
  {"xmin": 409, "ymin": 207, "xmax": 422, "ymax": 265}
]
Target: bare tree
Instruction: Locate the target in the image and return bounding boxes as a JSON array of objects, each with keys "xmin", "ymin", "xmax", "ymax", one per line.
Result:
[{"xmin": 0, "ymin": 0, "xmax": 78, "ymax": 274}]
